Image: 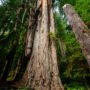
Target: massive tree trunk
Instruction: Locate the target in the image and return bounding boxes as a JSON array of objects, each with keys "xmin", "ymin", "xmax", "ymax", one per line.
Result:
[
  {"xmin": 15, "ymin": 0, "xmax": 64, "ymax": 90},
  {"xmin": 63, "ymin": 4, "xmax": 90, "ymax": 66}
]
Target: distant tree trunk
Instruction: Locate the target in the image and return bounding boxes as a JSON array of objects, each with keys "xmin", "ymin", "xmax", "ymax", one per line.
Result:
[
  {"xmin": 84, "ymin": 77, "xmax": 89, "ymax": 90},
  {"xmin": 63, "ymin": 4, "xmax": 90, "ymax": 66},
  {"xmin": 59, "ymin": 39, "xmax": 66, "ymax": 58},
  {"xmin": 15, "ymin": 0, "xmax": 64, "ymax": 90},
  {"xmin": 0, "ymin": 43, "xmax": 17, "ymax": 81},
  {"xmin": 49, "ymin": 5, "xmax": 64, "ymax": 90}
]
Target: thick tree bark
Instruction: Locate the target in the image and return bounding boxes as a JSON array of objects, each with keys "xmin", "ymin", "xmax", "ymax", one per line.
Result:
[
  {"xmin": 63, "ymin": 4, "xmax": 90, "ymax": 66},
  {"xmin": 15, "ymin": 0, "xmax": 64, "ymax": 89}
]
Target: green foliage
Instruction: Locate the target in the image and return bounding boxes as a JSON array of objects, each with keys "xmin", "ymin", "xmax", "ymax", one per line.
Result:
[
  {"xmin": 0, "ymin": 0, "xmax": 27, "ymax": 81},
  {"xmin": 57, "ymin": 0, "xmax": 90, "ymax": 28},
  {"xmin": 75, "ymin": 0, "xmax": 90, "ymax": 29},
  {"xmin": 56, "ymin": 20, "xmax": 90, "ymax": 89},
  {"xmin": 55, "ymin": 0, "xmax": 90, "ymax": 89},
  {"xmin": 64, "ymin": 83, "xmax": 86, "ymax": 90},
  {"xmin": 49, "ymin": 32, "xmax": 57, "ymax": 40},
  {"xmin": 56, "ymin": 0, "xmax": 76, "ymax": 13}
]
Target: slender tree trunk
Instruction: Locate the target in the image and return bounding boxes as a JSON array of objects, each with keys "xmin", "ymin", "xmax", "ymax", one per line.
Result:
[
  {"xmin": 0, "ymin": 44, "xmax": 17, "ymax": 81},
  {"xmin": 25, "ymin": 10, "xmax": 34, "ymax": 58},
  {"xmin": 15, "ymin": 0, "xmax": 64, "ymax": 89},
  {"xmin": 84, "ymin": 77, "xmax": 89, "ymax": 90},
  {"xmin": 49, "ymin": 4, "xmax": 64, "ymax": 90},
  {"xmin": 13, "ymin": 0, "xmax": 37, "ymax": 81},
  {"xmin": 59, "ymin": 39, "xmax": 66, "ymax": 58},
  {"xmin": 63, "ymin": 4, "xmax": 90, "ymax": 66}
]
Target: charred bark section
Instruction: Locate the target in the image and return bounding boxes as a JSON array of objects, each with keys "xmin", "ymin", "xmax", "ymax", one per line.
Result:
[{"xmin": 63, "ymin": 4, "xmax": 90, "ymax": 66}]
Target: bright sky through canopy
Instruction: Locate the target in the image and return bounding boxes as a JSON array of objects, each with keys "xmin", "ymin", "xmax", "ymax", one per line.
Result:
[{"xmin": 0, "ymin": 1, "xmax": 1, "ymax": 5}]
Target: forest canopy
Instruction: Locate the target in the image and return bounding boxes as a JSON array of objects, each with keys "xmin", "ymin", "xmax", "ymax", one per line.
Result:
[{"xmin": 0, "ymin": 0, "xmax": 90, "ymax": 90}]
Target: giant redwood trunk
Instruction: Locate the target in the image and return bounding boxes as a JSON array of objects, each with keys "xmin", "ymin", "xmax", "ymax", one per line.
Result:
[
  {"xmin": 15, "ymin": 0, "xmax": 64, "ymax": 90},
  {"xmin": 63, "ymin": 4, "xmax": 90, "ymax": 66}
]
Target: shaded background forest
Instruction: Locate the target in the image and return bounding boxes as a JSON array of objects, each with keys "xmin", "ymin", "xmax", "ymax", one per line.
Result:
[{"xmin": 0, "ymin": 0, "xmax": 90, "ymax": 89}]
